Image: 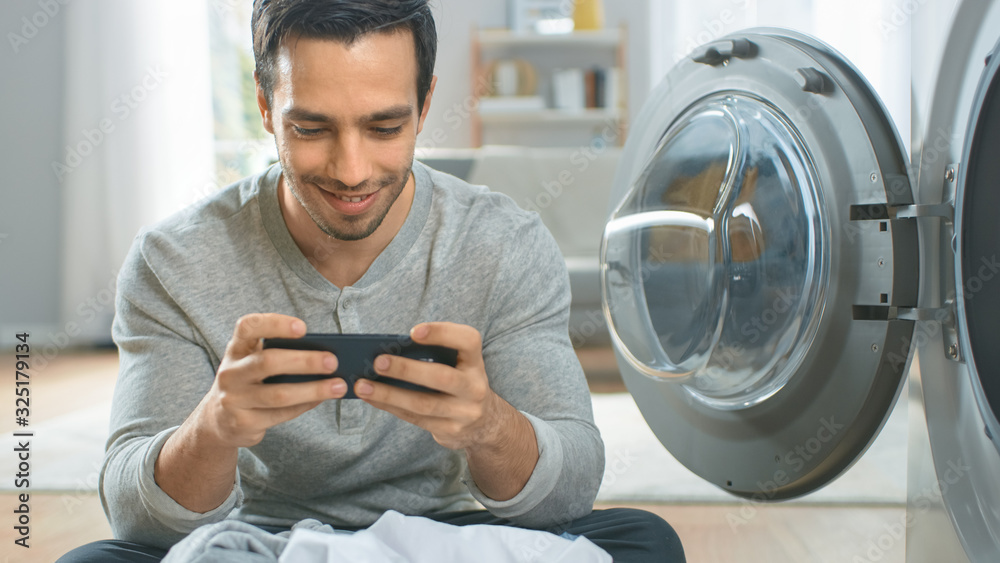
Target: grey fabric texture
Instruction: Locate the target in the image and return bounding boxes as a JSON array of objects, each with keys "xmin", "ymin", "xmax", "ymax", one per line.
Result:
[
  {"xmin": 102, "ymin": 161, "xmax": 604, "ymax": 550},
  {"xmin": 160, "ymin": 519, "xmax": 333, "ymax": 563}
]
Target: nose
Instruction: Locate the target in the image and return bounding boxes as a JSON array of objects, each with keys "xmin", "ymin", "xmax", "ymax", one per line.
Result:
[{"xmin": 327, "ymin": 131, "xmax": 372, "ymax": 189}]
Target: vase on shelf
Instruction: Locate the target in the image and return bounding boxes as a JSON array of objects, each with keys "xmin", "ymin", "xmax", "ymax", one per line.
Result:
[{"xmin": 573, "ymin": 0, "xmax": 604, "ymax": 31}]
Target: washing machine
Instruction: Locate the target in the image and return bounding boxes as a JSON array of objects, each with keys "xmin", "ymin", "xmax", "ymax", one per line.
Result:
[{"xmin": 599, "ymin": 1, "xmax": 1000, "ymax": 561}]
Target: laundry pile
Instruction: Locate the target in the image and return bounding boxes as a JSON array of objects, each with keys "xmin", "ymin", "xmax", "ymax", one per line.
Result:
[{"xmin": 160, "ymin": 510, "xmax": 611, "ymax": 563}]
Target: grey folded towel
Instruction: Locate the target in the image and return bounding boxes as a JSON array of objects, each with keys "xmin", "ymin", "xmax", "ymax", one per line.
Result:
[{"xmin": 162, "ymin": 519, "xmax": 337, "ymax": 563}]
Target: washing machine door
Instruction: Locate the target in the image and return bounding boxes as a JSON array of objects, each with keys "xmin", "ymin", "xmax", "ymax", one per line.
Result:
[
  {"xmin": 912, "ymin": 1, "xmax": 1000, "ymax": 556},
  {"xmin": 600, "ymin": 28, "xmax": 918, "ymax": 499},
  {"xmin": 954, "ymin": 29, "xmax": 1000, "ymax": 464}
]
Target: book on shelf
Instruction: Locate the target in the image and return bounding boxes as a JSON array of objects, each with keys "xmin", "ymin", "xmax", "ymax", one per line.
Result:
[
  {"xmin": 552, "ymin": 67, "xmax": 620, "ymax": 112},
  {"xmin": 585, "ymin": 69, "xmax": 597, "ymax": 109},
  {"xmin": 603, "ymin": 67, "xmax": 620, "ymax": 110},
  {"xmin": 552, "ymin": 68, "xmax": 586, "ymax": 111}
]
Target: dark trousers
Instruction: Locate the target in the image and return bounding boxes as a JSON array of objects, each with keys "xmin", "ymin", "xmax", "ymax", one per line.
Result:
[{"xmin": 56, "ymin": 507, "xmax": 685, "ymax": 562}]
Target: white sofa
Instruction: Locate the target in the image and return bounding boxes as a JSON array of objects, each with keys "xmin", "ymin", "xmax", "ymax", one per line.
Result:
[{"xmin": 418, "ymin": 146, "xmax": 620, "ymax": 347}]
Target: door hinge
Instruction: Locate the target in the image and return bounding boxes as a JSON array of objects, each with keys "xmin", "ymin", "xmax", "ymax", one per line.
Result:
[
  {"xmin": 852, "ymin": 303, "xmax": 963, "ymax": 363},
  {"xmin": 850, "ymin": 163, "xmax": 960, "ymax": 223}
]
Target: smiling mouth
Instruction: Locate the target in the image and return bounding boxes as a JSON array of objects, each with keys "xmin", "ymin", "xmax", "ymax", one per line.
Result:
[
  {"xmin": 335, "ymin": 193, "xmax": 373, "ymax": 203},
  {"xmin": 320, "ymin": 187, "xmax": 380, "ymax": 215}
]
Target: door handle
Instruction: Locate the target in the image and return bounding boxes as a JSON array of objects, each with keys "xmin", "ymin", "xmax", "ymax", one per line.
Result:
[{"xmin": 691, "ymin": 39, "xmax": 758, "ymax": 66}]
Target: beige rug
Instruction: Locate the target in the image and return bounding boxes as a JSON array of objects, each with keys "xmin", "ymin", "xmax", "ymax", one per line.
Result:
[
  {"xmin": 592, "ymin": 393, "xmax": 907, "ymax": 505},
  {"xmin": 1, "ymin": 393, "xmax": 906, "ymax": 505}
]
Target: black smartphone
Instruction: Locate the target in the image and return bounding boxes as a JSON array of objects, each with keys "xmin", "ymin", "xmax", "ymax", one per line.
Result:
[{"xmin": 261, "ymin": 333, "xmax": 458, "ymax": 399}]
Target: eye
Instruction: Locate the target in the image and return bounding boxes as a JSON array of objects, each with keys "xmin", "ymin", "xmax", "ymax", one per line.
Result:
[
  {"xmin": 374, "ymin": 125, "xmax": 404, "ymax": 137},
  {"xmin": 292, "ymin": 125, "xmax": 322, "ymax": 137}
]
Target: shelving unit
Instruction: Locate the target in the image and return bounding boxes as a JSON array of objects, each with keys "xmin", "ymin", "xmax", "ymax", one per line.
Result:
[
  {"xmin": 478, "ymin": 108, "xmax": 620, "ymax": 124},
  {"xmin": 477, "ymin": 28, "xmax": 622, "ymax": 47},
  {"xmin": 470, "ymin": 25, "xmax": 629, "ymax": 147}
]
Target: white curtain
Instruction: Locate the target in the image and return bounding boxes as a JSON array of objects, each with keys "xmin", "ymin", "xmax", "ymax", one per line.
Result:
[
  {"xmin": 649, "ymin": 0, "xmax": 909, "ymax": 149},
  {"xmin": 60, "ymin": 0, "xmax": 215, "ymax": 344}
]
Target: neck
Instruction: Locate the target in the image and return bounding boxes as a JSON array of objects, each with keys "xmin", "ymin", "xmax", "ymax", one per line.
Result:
[{"xmin": 278, "ymin": 172, "xmax": 415, "ymax": 288}]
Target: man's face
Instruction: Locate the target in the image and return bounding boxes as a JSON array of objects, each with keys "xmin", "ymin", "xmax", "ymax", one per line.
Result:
[{"xmin": 258, "ymin": 31, "xmax": 432, "ymax": 241}]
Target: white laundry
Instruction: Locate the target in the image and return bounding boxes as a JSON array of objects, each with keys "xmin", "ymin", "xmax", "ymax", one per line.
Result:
[{"xmin": 278, "ymin": 510, "xmax": 612, "ymax": 563}]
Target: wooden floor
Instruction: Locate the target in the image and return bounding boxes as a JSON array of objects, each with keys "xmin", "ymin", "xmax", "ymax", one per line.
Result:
[{"xmin": 0, "ymin": 349, "xmax": 906, "ymax": 563}]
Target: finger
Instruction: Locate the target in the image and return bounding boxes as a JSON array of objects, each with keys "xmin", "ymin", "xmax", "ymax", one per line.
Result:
[
  {"xmin": 361, "ymin": 395, "xmax": 448, "ymax": 428},
  {"xmin": 227, "ymin": 313, "xmax": 307, "ymax": 359},
  {"xmin": 359, "ymin": 390, "xmax": 471, "ymax": 449},
  {"xmin": 238, "ymin": 348, "xmax": 338, "ymax": 384},
  {"xmin": 356, "ymin": 375, "xmax": 457, "ymax": 418},
  {"xmin": 371, "ymin": 354, "xmax": 458, "ymax": 394},
  {"xmin": 217, "ymin": 348, "xmax": 336, "ymax": 396},
  {"xmin": 409, "ymin": 322, "xmax": 484, "ymax": 368},
  {"xmin": 251, "ymin": 399, "xmax": 328, "ymax": 428},
  {"xmin": 250, "ymin": 377, "xmax": 348, "ymax": 409}
]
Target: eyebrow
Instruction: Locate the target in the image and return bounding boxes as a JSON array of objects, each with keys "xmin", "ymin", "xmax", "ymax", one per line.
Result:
[{"xmin": 282, "ymin": 104, "xmax": 414, "ymax": 125}]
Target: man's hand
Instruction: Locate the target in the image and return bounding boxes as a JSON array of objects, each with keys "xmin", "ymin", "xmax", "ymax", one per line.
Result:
[
  {"xmin": 354, "ymin": 322, "xmax": 539, "ymax": 501},
  {"xmin": 195, "ymin": 313, "xmax": 346, "ymax": 447},
  {"xmin": 155, "ymin": 313, "xmax": 347, "ymax": 513}
]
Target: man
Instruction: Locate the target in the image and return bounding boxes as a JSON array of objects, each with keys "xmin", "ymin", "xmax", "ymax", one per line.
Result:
[{"xmin": 59, "ymin": 1, "xmax": 684, "ymax": 561}]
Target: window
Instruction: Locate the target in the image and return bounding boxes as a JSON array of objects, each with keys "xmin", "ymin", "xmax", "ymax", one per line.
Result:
[
  {"xmin": 649, "ymin": 0, "xmax": 909, "ymax": 151},
  {"xmin": 207, "ymin": 0, "xmax": 276, "ymax": 187}
]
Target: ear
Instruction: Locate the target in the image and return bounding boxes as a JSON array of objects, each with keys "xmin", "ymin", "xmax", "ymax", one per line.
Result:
[
  {"xmin": 416, "ymin": 75, "xmax": 437, "ymax": 136},
  {"xmin": 254, "ymin": 70, "xmax": 274, "ymax": 135}
]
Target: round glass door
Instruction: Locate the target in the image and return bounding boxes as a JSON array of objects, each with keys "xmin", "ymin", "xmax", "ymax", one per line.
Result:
[{"xmin": 602, "ymin": 93, "xmax": 827, "ymax": 409}]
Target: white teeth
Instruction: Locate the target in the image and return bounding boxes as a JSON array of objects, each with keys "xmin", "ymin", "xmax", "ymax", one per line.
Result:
[{"xmin": 337, "ymin": 195, "xmax": 366, "ymax": 203}]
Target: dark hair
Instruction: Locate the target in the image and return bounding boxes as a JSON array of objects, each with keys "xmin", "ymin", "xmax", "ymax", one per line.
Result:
[{"xmin": 252, "ymin": 0, "xmax": 437, "ymax": 110}]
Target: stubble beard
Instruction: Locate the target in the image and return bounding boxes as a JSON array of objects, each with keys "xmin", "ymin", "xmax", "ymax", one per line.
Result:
[{"xmin": 286, "ymin": 166, "xmax": 411, "ymax": 242}]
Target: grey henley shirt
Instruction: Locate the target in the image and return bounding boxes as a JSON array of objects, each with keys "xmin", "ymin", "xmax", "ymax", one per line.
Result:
[{"xmin": 103, "ymin": 161, "xmax": 605, "ymax": 549}]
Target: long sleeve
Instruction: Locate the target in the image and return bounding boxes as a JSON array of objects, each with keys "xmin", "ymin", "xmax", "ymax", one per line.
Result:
[
  {"xmin": 463, "ymin": 216, "xmax": 605, "ymax": 528},
  {"xmin": 101, "ymin": 236, "xmax": 242, "ymax": 549}
]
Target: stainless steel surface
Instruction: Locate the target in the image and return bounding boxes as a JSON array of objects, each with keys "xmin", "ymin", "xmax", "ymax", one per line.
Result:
[
  {"xmin": 907, "ymin": 0, "xmax": 1000, "ymax": 560},
  {"xmin": 910, "ymin": 1, "xmax": 1000, "ymax": 559}
]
